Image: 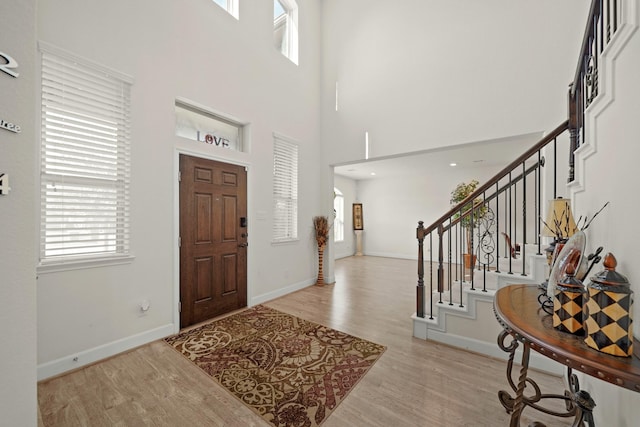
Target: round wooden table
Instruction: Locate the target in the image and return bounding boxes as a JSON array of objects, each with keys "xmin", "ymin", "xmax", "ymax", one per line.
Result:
[{"xmin": 493, "ymin": 284, "xmax": 640, "ymax": 426}]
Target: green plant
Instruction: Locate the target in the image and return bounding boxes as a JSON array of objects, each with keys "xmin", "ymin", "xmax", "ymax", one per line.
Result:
[{"xmin": 450, "ymin": 180, "xmax": 487, "ymax": 254}]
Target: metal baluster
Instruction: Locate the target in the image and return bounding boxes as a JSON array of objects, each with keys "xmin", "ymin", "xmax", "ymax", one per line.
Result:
[
  {"xmin": 613, "ymin": 0, "xmax": 618, "ymax": 34},
  {"xmin": 605, "ymin": 0, "xmax": 610, "ymax": 43},
  {"xmin": 495, "ymin": 181, "xmax": 501, "ymax": 273},
  {"xmin": 448, "ymin": 217, "xmax": 453, "ymax": 306},
  {"xmin": 461, "ymin": 202, "xmax": 466, "ymax": 304},
  {"xmin": 521, "ymin": 161, "xmax": 527, "ymax": 276},
  {"xmin": 470, "ymin": 200, "xmax": 475, "ymax": 291},
  {"xmin": 508, "ymin": 172, "xmax": 513, "ymax": 274},
  {"xmin": 537, "ymin": 152, "xmax": 543, "ymax": 255},
  {"xmin": 438, "ymin": 224, "xmax": 444, "ymax": 299},
  {"xmin": 454, "ymin": 221, "xmax": 458, "ymax": 283},
  {"xmin": 481, "ymin": 192, "xmax": 487, "ymax": 293},
  {"xmin": 504, "ymin": 185, "xmax": 508, "ymax": 258},
  {"xmin": 460, "ymin": 212, "xmax": 464, "ymax": 286},
  {"xmin": 416, "ymin": 221, "xmax": 425, "ymax": 318}
]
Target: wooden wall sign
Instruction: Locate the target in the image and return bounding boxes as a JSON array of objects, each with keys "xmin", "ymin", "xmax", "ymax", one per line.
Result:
[{"xmin": 353, "ymin": 203, "xmax": 363, "ymax": 230}]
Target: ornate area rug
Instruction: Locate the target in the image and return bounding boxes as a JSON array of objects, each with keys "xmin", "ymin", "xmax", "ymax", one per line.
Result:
[{"xmin": 165, "ymin": 305, "xmax": 386, "ymax": 427}]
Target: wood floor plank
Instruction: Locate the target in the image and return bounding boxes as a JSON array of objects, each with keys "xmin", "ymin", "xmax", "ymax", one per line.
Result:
[{"xmin": 38, "ymin": 256, "xmax": 567, "ymax": 426}]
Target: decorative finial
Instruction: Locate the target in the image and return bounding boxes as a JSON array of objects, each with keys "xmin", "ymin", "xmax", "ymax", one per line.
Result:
[{"xmin": 603, "ymin": 253, "xmax": 617, "ymax": 270}]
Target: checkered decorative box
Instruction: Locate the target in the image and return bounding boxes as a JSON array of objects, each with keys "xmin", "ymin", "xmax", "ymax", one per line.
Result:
[
  {"xmin": 554, "ymin": 288, "xmax": 585, "ymax": 335},
  {"xmin": 584, "ymin": 253, "xmax": 634, "ymax": 357},
  {"xmin": 553, "ymin": 264, "xmax": 586, "ymax": 335}
]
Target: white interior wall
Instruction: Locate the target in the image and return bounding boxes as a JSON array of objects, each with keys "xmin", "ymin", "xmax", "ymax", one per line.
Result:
[
  {"xmin": 321, "ymin": 0, "xmax": 590, "ymax": 167},
  {"xmin": 3, "ymin": 0, "xmax": 637, "ymax": 424},
  {"xmin": 35, "ymin": 0, "xmax": 322, "ymax": 377},
  {"xmin": 356, "ymin": 162, "xmax": 500, "ymax": 259},
  {"xmin": 570, "ymin": 1, "xmax": 640, "ymax": 423},
  {"xmin": 0, "ymin": 2, "xmax": 38, "ymax": 424},
  {"xmin": 323, "ymin": 0, "xmax": 640, "ymax": 423},
  {"xmin": 333, "ymin": 174, "xmax": 357, "ymax": 259}
]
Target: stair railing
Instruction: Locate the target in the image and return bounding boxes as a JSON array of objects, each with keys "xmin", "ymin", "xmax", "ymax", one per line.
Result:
[
  {"xmin": 569, "ymin": 0, "xmax": 620, "ymax": 182},
  {"xmin": 415, "ymin": 0, "xmax": 621, "ymax": 321},
  {"xmin": 416, "ymin": 121, "xmax": 569, "ymax": 319}
]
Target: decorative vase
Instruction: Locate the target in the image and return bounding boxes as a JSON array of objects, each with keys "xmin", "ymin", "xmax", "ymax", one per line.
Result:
[
  {"xmin": 553, "ymin": 264, "xmax": 586, "ymax": 336},
  {"xmin": 316, "ymin": 244, "xmax": 325, "ymax": 286},
  {"xmin": 463, "ymin": 254, "xmax": 477, "ymax": 269},
  {"xmin": 584, "ymin": 253, "xmax": 634, "ymax": 357}
]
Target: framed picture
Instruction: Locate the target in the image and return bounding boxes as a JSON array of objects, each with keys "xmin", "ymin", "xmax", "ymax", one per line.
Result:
[{"xmin": 353, "ymin": 203, "xmax": 363, "ymax": 230}]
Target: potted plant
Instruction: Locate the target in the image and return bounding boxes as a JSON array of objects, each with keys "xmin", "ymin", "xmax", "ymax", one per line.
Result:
[{"xmin": 450, "ymin": 180, "xmax": 487, "ymax": 269}]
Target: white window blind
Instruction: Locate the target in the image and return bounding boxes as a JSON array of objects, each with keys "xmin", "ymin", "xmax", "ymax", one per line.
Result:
[
  {"xmin": 40, "ymin": 46, "xmax": 132, "ymax": 262},
  {"xmin": 272, "ymin": 135, "xmax": 298, "ymax": 242}
]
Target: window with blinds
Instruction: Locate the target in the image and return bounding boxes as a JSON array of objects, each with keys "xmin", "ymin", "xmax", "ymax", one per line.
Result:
[
  {"xmin": 272, "ymin": 134, "xmax": 298, "ymax": 242},
  {"xmin": 39, "ymin": 44, "xmax": 132, "ymax": 264}
]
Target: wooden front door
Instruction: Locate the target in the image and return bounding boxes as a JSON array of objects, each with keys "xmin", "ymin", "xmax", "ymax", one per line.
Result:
[{"xmin": 179, "ymin": 154, "xmax": 248, "ymax": 328}]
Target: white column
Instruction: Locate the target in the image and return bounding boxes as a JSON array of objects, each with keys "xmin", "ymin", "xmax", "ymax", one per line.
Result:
[{"xmin": 354, "ymin": 230, "xmax": 363, "ymax": 256}]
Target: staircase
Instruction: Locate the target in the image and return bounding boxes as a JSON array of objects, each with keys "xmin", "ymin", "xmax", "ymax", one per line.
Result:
[
  {"xmin": 412, "ymin": 244, "xmax": 548, "ymax": 360},
  {"xmin": 411, "ymin": 0, "xmax": 623, "ymax": 368}
]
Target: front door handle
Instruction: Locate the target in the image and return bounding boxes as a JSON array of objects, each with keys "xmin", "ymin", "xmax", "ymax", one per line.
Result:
[{"xmin": 238, "ymin": 243, "xmax": 248, "ymax": 248}]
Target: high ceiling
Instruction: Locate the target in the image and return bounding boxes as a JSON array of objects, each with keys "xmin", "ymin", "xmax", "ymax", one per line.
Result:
[{"xmin": 334, "ymin": 132, "xmax": 543, "ymax": 180}]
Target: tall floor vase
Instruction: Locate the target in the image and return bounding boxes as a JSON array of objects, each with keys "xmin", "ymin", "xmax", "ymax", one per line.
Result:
[{"xmin": 316, "ymin": 244, "xmax": 325, "ymax": 286}]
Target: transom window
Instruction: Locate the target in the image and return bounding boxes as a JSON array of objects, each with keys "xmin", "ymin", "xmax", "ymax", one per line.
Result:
[
  {"xmin": 175, "ymin": 101, "xmax": 245, "ymax": 152},
  {"xmin": 273, "ymin": 0, "xmax": 299, "ymax": 64},
  {"xmin": 212, "ymin": 0, "xmax": 239, "ymax": 19}
]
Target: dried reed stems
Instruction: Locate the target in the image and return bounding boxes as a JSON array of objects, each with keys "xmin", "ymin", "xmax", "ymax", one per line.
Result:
[{"xmin": 313, "ymin": 216, "xmax": 330, "ymax": 247}]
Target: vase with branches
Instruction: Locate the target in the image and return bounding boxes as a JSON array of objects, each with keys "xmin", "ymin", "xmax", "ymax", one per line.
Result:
[
  {"xmin": 313, "ymin": 216, "xmax": 330, "ymax": 285},
  {"xmin": 450, "ymin": 180, "xmax": 487, "ymax": 268}
]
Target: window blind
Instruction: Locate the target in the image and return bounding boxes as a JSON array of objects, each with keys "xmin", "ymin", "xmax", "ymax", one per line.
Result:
[
  {"xmin": 272, "ymin": 135, "xmax": 298, "ymax": 242},
  {"xmin": 40, "ymin": 47, "xmax": 132, "ymax": 261}
]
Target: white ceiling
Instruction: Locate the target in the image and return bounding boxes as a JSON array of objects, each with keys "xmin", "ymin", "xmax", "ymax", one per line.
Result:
[{"xmin": 333, "ymin": 131, "xmax": 544, "ymax": 180}]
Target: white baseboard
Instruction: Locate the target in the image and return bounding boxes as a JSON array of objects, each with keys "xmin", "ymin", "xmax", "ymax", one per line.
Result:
[
  {"xmin": 251, "ymin": 278, "xmax": 316, "ymax": 306},
  {"xmin": 425, "ymin": 328, "xmax": 563, "ymax": 376},
  {"xmin": 335, "ymin": 251, "xmax": 354, "ymax": 260},
  {"xmin": 37, "ymin": 323, "xmax": 175, "ymax": 381},
  {"xmin": 413, "ymin": 313, "xmax": 563, "ymax": 376}
]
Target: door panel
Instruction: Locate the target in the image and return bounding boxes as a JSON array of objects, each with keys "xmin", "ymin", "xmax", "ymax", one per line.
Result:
[
  {"xmin": 180, "ymin": 154, "xmax": 247, "ymax": 328},
  {"xmin": 195, "ymin": 257, "xmax": 214, "ymax": 302},
  {"xmin": 195, "ymin": 194, "xmax": 213, "ymax": 243},
  {"xmin": 222, "ymin": 195, "xmax": 237, "ymax": 241},
  {"xmin": 222, "ymin": 253, "xmax": 238, "ymax": 294}
]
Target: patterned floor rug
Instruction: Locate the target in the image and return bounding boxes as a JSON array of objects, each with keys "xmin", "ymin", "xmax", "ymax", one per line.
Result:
[{"xmin": 165, "ymin": 305, "xmax": 386, "ymax": 427}]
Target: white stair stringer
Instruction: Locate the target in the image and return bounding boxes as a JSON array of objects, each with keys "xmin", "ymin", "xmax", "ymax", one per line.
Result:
[
  {"xmin": 412, "ymin": 247, "xmax": 562, "ymax": 375},
  {"xmin": 413, "ymin": 287, "xmax": 497, "ymax": 336}
]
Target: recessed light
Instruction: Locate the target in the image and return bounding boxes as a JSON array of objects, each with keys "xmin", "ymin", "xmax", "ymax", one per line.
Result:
[
  {"xmin": 370, "ymin": 172, "xmax": 376, "ymax": 176},
  {"xmin": 449, "ymin": 163, "xmax": 457, "ymax": 167}
]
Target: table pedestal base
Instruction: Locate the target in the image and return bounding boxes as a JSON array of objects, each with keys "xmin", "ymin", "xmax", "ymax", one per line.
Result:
[{"xmin": 497, "ymin": 329, "xmax": 596, "ymax": 426}]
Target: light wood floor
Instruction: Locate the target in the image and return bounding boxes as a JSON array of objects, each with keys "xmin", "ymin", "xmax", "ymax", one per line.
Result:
[{"xmin": 38, "ymin": 256, "xmax": 568, "ymax": 426}]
